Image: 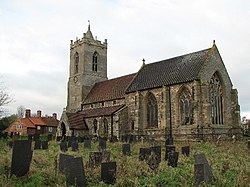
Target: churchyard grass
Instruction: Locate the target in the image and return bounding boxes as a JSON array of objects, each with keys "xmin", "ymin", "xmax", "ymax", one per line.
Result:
[{"xmin": 0, "ymin": 138, "xmax": 249, "ymax": 186}]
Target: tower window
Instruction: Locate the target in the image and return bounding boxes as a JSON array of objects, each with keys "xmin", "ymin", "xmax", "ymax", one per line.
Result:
[
  {"xmin": 92, "ymin": 52, "xmax": 98, "ymax": 72},
  {"xmin": 74, "ymin": 52, "xmax": 79, "ymax": 74}
]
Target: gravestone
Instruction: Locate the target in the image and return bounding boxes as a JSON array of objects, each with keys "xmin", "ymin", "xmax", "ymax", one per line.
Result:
[
  {"xmin": 165, "ymin": 145, "xmax": 175, "ymax": 161},
  {"xmin": 11, "ymin": 140, "xmax": 32, "ymax": 177},
  {"xmin": 64, "ymin": 156, "xmax": 87, "ymax": 187},
  {"xmin": 181, "ymin": 146, "xmax": 190, "ymax": 157},
  {"xmin": 150, "ymin": 146, "xmax": 161, "ymax": 162},
  {"xmin": 101, "ymin": 162, "xmax": 116, "ymax": 184},
  {"xmin": 41, "ymin": 141, "xmax": 48, "ymax": 149},
  {"xmin": 33, "ymin": 134, "xmax": 40, "ymax": 141},
  {"xmin": 193, "ymin": 153, "xmax": 214, "ymax": 185},
  {"xmin": 59, "ymin": 154, "xmax": 73, "ymax": 173},
  {"xmin": 122, "ymin": 144, "xmax": 131, "ymax": 156},
  {"xmin": 89, "ymin": 152, "xmax": 102, "ymax": 168},
  {"xmin": 247, "ymin": 140, "xmax": 250, "ymax": 150},
  {"xmin": 139, "ymin": 148, "xmax": 151, "ymax": 161},
  {"xmin": 99, "ymin": 138, "xmax": 107, "ymax": 150},
  {"xmin": 60, "ymin": 141, "xmax": 68, "ymax": 152},
  {"xmin": 168, "ymin": 151, "xmax": 179, "ymax": 167},
  {"xmin": 28, "ymin": 134, "xmax": 33, "ymax": 141},
  {"xmin": 71, "ymin": 141, "xmax": 79, "ymax": 151},
  {"xmin": 147, "ymin": 151, "xmax": 160, "ymax": 170},
  {"xmin": 84, "ymin": 139, "xmax": 91, "ymax": 149},
  {"xmin": 48, "ymin": 134, "xmax": 53, "ymax": 141},
  {"xmin": 34, "ymin": 140, "xmax": 41, "ymax": 149},
  {"xmin": 102, "ymin": 150, "xmax": 111, "ymax": 163}
]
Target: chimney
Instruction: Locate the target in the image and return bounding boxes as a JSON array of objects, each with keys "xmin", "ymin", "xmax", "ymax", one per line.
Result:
[
  {"xmin": 52, "ymin": 113, "xmax": 57, "ymax": 119},
  {"xmin": 37, "ymin": 110, "xmax": 42, "ymax": 117},
  {"xmin": 25, "ymin": 109, "xmax": 31, "ymax": 118}
]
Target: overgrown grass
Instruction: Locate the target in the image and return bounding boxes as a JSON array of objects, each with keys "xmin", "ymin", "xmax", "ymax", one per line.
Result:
[{"xmin": 0, "ymin": 138, "xmax": 249, "ymax": 186}]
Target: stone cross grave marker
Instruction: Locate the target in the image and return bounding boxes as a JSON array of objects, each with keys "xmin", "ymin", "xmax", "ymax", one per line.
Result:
[
  {"xmin": 34, "ymin": 140, "xmax": 41, "ymax": 150},
  {"xmin": 41, "ymin": 141, "xmax": 48, "ymax": 150},
  {"xmin": 122, "ymin": 144, "xmax": 131, "ymax": 156},
  {"xmin": 101, "ymin": 162, "xmax": 116, "ymax": 185},
  {"xmin": 64, "ymin": 156, "xmax": 87, "ymax": 187},
  {"xmin": 193, "ymin": 153, "xmax": 214, "ymax": 186},
  {"xmin": 168, "ymin": 151, "xmax": 179, "ymax": 167},
  {"xmin": 165, "ymin": 145, "xmax": 175, "ymax": 161},
  {"xmin": 89, "ymin": 152, "xmax": 102, "ymax": 168},
  {"xmin": 11, "ymin": 140, "xmax": 33, "ymax": 177},
  {"xmin": 181, "ymin": 146, "xmax": 190, "ymax": 157},
  {"xmin": 84, "ymin": 139, "xmax": 91, "ymax": 149},
  {"xmin": 60, "ymin": 141, "xmax": 68, "ymax": 152}
]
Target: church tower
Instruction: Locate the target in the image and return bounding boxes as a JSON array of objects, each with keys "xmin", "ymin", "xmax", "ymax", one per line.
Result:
[{"xmin": 67, "ymin": 23, "xmax": 108, "ymax": 112}]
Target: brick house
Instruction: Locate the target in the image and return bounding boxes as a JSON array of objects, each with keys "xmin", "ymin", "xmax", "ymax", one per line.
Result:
[
  {"xmin": 4, "ymin": 109, "xmax": 59, "ymax": 136},
  {"xmin": 57, "ymin": 25, "xmax": 240, "ymax": 140}
]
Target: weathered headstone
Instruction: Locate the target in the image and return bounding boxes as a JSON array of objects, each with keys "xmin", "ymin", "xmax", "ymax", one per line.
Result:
[
  {"xmin": 41, "ymin": 141, "xmax": 48, "ymax": 149},
  {"xmin": 165, "ymin": 145, "xmax": 175, "ymax": 161},
  {"xmin": 139, "ymin": 148, "xmax": 151, "ymax": 161},
  {"xmin": 193, "ymin": 153, "xmax": 214, "ymax": 185},
  {"xmin": 71, "ymin": 141, "xmax": 79, "ymax": 152},
  {"xmin": 147, "ymin": 151, "xmax": 160, "ymax": 170},
  {"xmin": 150, "ymin": 146, "xmax": 161, "ymax": 162},
  {"xmin": 102, "ymin": 150, "xmax": 111, "ymax": 163},
  {"xmin": 59, "ymin": 153, "xmax": 73, "ymax": 173},
  {"xmin": 34, "ymin": 140, "xmax": 41, "ymax": 149},
  {"xmin": 84, "ymin": 139, "xmax": 91, "ymax": 148},
  {"xmin": 64, "ymin": 156, "xmax": 87, "ymax": 187},
  {"xmin": 11, "ymin": 140, "xmax": 32, "ymax": 177},
  {"xmin": 181, "ymin": 146, "xmax": 190, "ymax": 157},
  {"xmin": 122, "ymin": 144, "xmax": 131, "ymax": 156},
  {"xmin": 168, "ymin": 151, "xmax": 179, "ymax": 167},
  {"xmin": 99, "ymin": 138, "xmax": 107, "ymax": 150},
  {"xmin": 101, "ymin": 162, "xmax": 116, "ymax": 184},
  {"xmin": 89, "ymin": 152, "xmax": 102, "ymax": 168},
  {"xmin": 60, "ymin": 141, "xmax": 68, "ymax": 152}
]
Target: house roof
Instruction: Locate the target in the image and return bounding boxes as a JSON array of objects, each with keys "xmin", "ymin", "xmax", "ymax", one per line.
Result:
[
  {"xmin": 126, "ymin": 46, "xmax": 215, "ymax": 93},
  {"xmin": 29, "ymin": 117, "xmax": 46, "ymax": 126},
  {"xmin": 20, "ymin": 118, "xmax": 36, "ymax": 128},
  {"xmin": 41, "ymin": 117, "xmax": 59, "ymax": 127},
  {"xmin": 84, "ymin": 74, "xmax": 135, "ymax": 104}
]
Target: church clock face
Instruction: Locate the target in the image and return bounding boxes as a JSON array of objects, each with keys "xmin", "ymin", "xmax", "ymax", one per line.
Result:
[{"xmin": 74, "ymin": 76, "xmax": 78, "ymax": 83}]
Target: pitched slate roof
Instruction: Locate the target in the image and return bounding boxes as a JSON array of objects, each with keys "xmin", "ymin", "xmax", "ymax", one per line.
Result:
[
  {"xmin": 84, "ymin": 74, "xmax": 135, "ymax": 104},
  {"xmin": 41, "ymin": 117, "xmax": 59, "ymax": 127},
  {"xmin": 126, "ymin": 46, "xmax": 214, "ymax": 93}
]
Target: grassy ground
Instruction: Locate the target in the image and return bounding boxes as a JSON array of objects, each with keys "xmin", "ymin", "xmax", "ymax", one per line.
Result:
[{"xmin": 0, "ymin": 138, "xmax": 249, "ymax": 187}]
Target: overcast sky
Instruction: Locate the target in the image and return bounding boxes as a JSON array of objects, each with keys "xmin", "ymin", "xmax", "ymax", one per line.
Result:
[{"xmin": 1, "ymin": 0, "xmax": 250, "ymax": 119}]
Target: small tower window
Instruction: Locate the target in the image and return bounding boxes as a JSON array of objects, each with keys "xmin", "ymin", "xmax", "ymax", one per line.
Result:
[
  {"xmin": 92, "ymin": 52, "xmax": 98, "ymax": 72},
  {"xmin": 74, "ymin": 52, "xmax": 79, "ymax": 74}
]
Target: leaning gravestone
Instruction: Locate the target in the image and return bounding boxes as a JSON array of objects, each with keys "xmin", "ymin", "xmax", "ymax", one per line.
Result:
[
  {"xmin": 59, "ymin": 154, "xmax": 73, "ymax": 173},
  {"xmin": 89, "ymin": 152, "xmax": 102, "ymax": 168},
  {"xmin": 11, "ymin": 140, "xmax": 33, "ymax": 177},
  {"xmin": 60, "ymin": 141, "xmax": 68, "ymax": 152},
  {"xmin": 71, "ymin": 141, "xmax": 79, "ymax": 152},
  {"xmin": 64, "ymin": 156, "xmax": 87, "ymax": 187},
  {"xmin": 168, "ymin": 151, "xmax": 179, "ymax": 167},
  {"xmin": 165, "ymin": 145, "xmax": 175, "ymax": 161},
  {"xmin": 122, "ymin": 144, "xmax": 131, "ymax": 156},
  {"xmin": 181, "ymin": 146, "xmax": 190, "ymax": 157},
  {"xmin": 99, "ymin": 138, "xmax": 107, "ymax": 150},
  {"xmin": 101, "ymin": 162, "xmax": 116, "ymax": 185},
  {"xmin": 41, "ymin": 141, "xmax": 48, "ymax": 149},
  {"xmin": 193, "ymin": 153, "xmax": 214, "ymax": 186},
  {"xmin": 34, "ymin": 140, "xmax": 41, "ymax": 149},
  {"xmin": 139, "ymin": 148, "xmax": 151, "ymax": 161},
  {"xmin": 84, "ymin": 139, "xmax": 91, "ymax": 148}
]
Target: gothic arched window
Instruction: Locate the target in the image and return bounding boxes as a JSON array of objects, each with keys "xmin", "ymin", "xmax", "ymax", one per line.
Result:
[
  {"xmin": 147, "ymin": 92, "xmax": 158, "ymax": 128},
  {"xmin": 92, "ymin": 52, "xmax": 98, "ymax": 72},
  {"xmin": 93, "ymin": 119, "xmax": 97, "ymax": 134},
  {"xmin": 179, "ymin": 88, "xmax": 192, "ymax": 125},
  {"xmin": 210, "ymin": 73, "xmax": 223, "ymax": 124},
  {"xmin": 74, "ymin": 52, "xmax": 79, "ymax": 74}
]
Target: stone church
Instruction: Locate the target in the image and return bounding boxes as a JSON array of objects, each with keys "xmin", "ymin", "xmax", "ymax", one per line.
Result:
[{"xmin": 57, "ymin": 25, "xmax": 241, "ymax": 141}]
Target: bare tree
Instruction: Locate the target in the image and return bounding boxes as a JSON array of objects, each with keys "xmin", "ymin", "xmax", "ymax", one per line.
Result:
[
  {"xmin": 17, "ymin": 105, "xmax": 26, "ymax": 118},
  {"xmin": 0, "ymin": 79, "xmax": 13, "ymax": 116}
]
